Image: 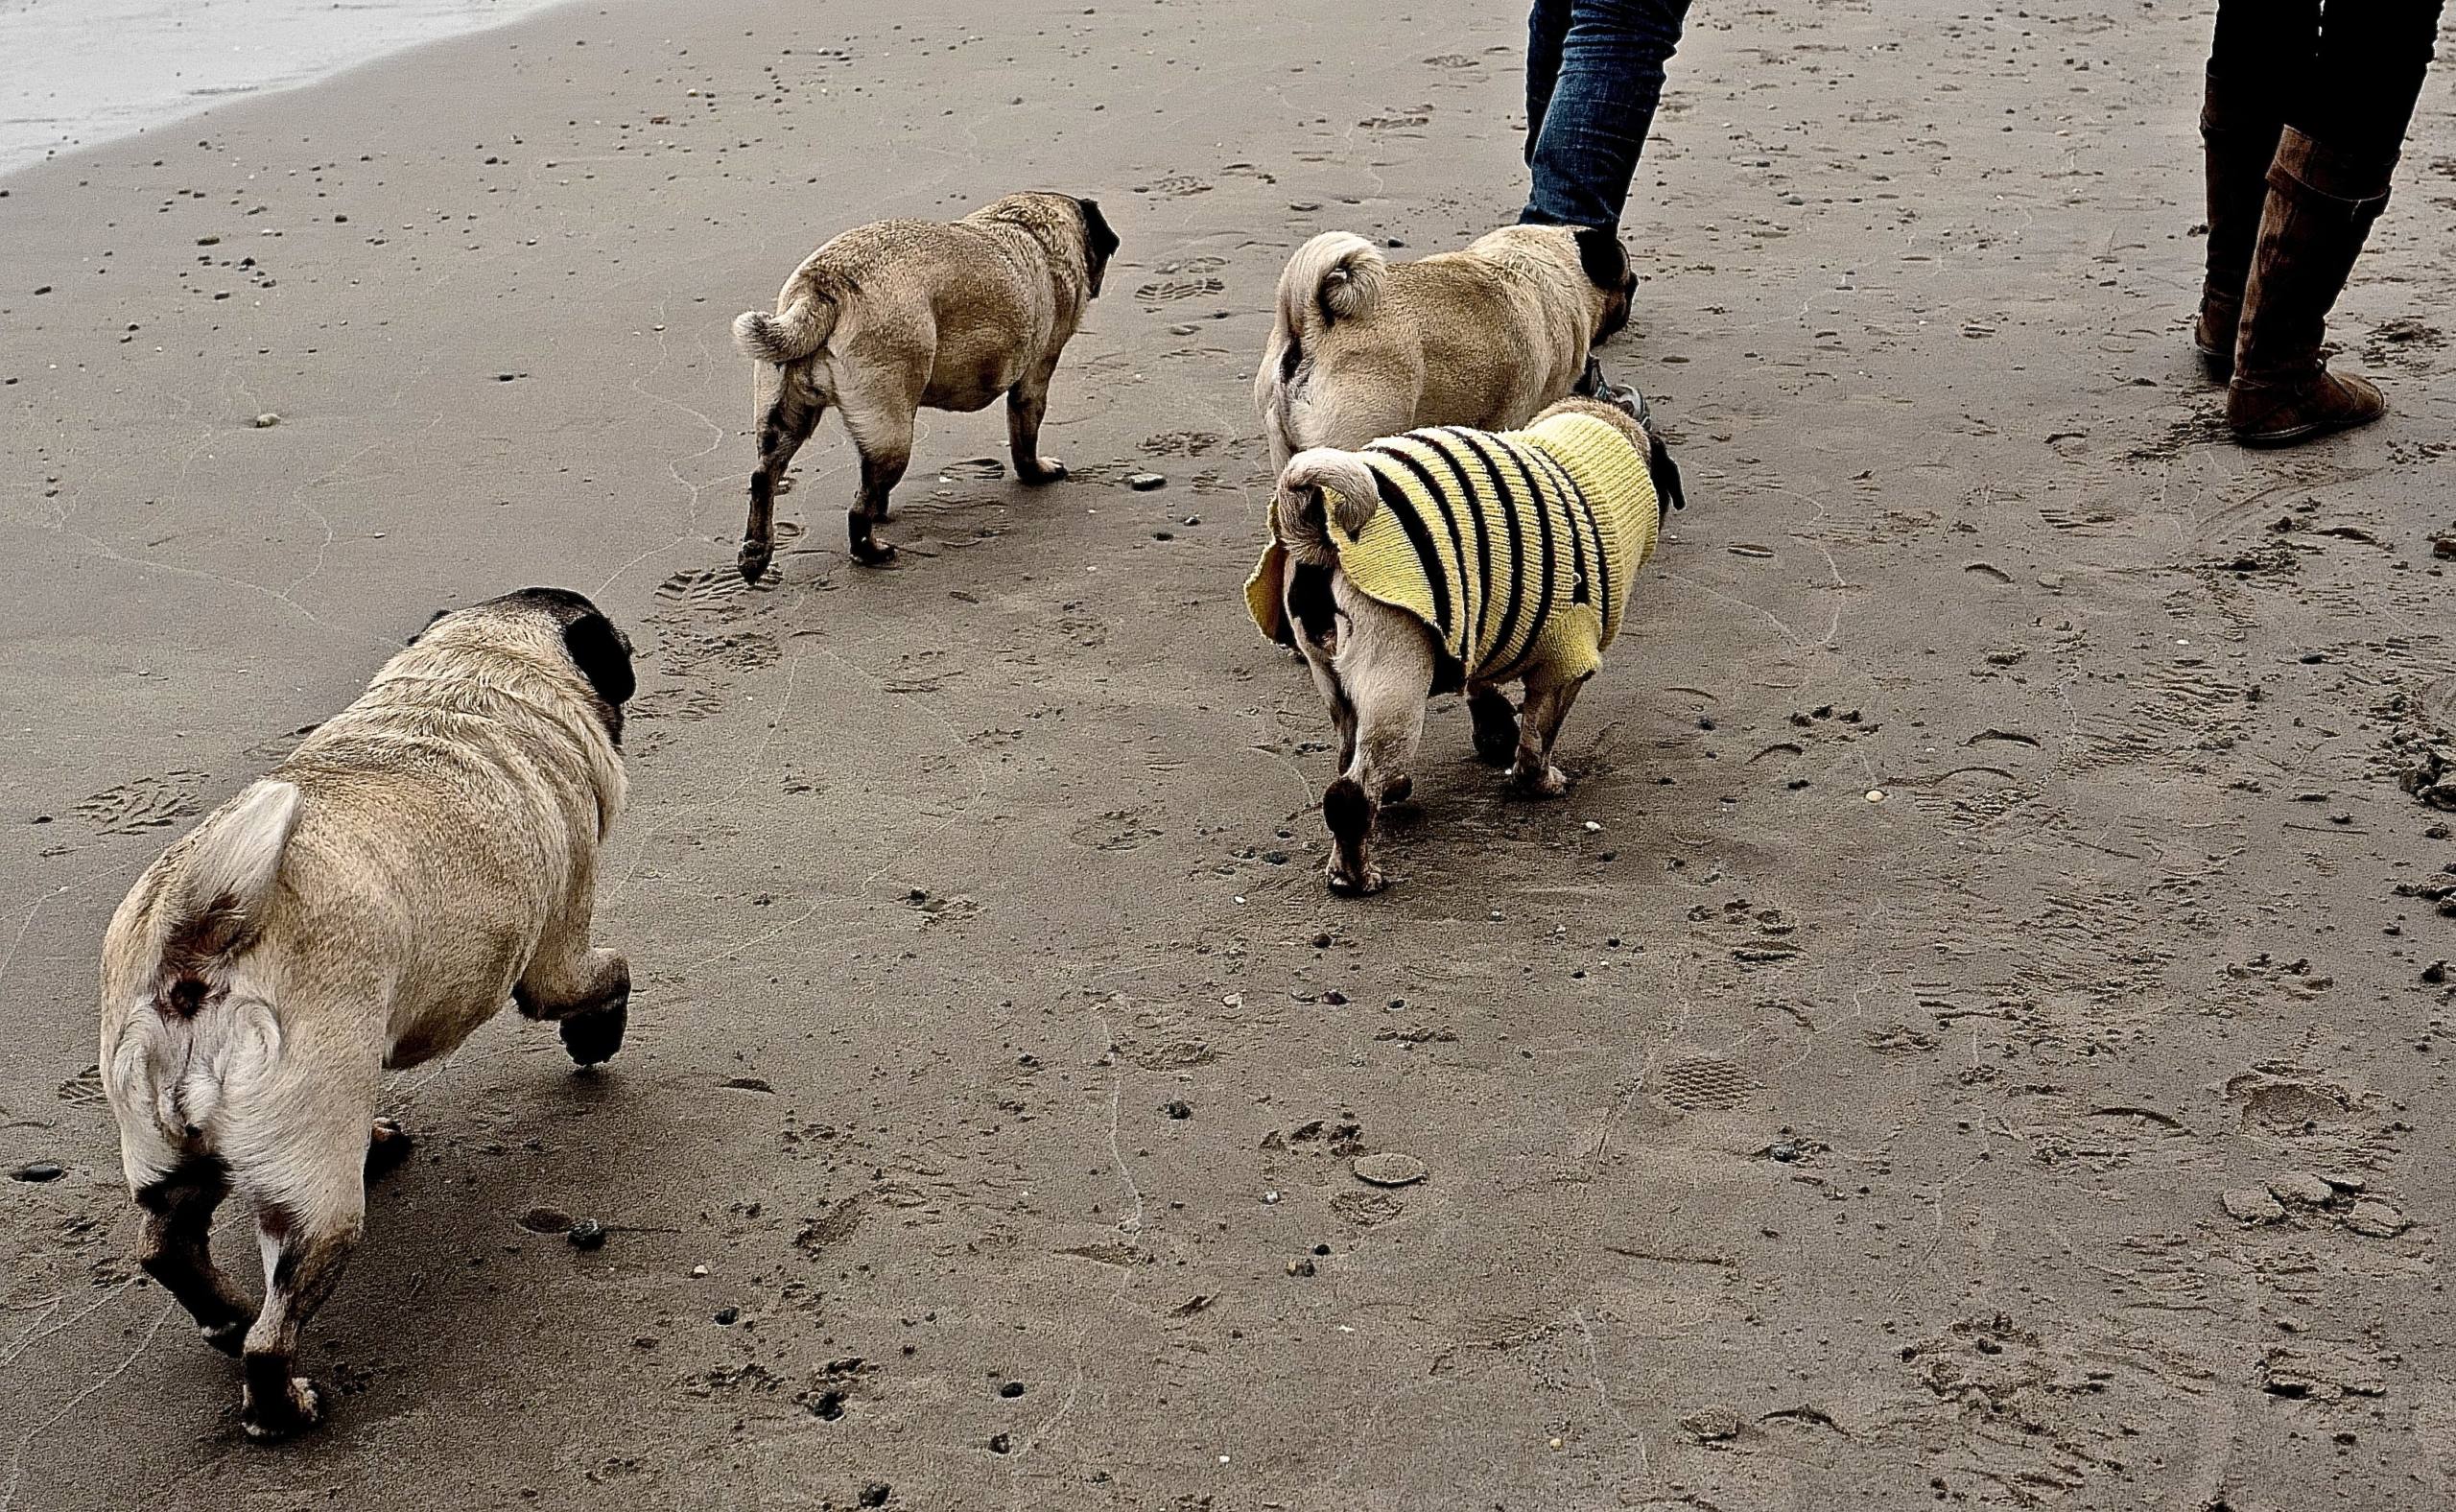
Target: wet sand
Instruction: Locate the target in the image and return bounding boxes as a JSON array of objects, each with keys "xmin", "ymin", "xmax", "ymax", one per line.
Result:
[{"xmin": 2, "ymin": 1, "xmax": 2452, "ymax": 1508}]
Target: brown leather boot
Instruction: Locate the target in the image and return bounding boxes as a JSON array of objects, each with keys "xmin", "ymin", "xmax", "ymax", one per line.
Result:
[
  {"xmin": 2226, "ymin": 128, "xmax": 2393, "ymax": 446},
  {"xmin": 2194, "ymin": 73, "xmax": 2281, "ymax": 382}
]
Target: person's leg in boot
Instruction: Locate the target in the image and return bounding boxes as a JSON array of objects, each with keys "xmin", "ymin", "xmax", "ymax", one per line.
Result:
[
  {"xmin": 2196, "ymin": 1, "xmax": 2314, "ymax": 380},
  {"xmin": 2227, "ymin": 0, "xmax": 2444, "ymax": 444}
]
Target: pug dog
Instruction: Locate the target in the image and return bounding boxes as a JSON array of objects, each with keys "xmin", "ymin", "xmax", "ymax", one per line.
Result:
[
  {"xmin": 97, "ymin": 587, "xmax": 635, "ymax": 1439},
  {"xmin": 1252, "ymin": 224, "xmax": 1636, "ymax": 473},
  {"xmin": 732, "ymin": 191, "xmax": 1121, "ymax": 578},
  {"xmin": 1244, "ymin": 395, "xmax": 1684, "ymax": 894}
]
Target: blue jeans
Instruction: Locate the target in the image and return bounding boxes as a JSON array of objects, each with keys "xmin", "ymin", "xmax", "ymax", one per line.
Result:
[{"xmin": 1521, "ymin": 0, "xmax": 1693, "ymax": 229}]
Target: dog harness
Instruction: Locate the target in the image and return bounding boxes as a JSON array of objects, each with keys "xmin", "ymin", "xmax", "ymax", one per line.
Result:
[{"xmin": 1245, "ymin": 412, "xmax": 1663, "ymax": 689}]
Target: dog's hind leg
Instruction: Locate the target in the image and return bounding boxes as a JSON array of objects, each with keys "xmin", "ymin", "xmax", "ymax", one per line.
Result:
[
  {"xmin": 1005, "ymin": 358, "xmax": 1068, "ymax": 484},
  {"xmin": 516, "ymin": 937, "xmax": 631, "ymax": 1070},
  {"xmin": 133, "ymin": 1158, "xmax": 256, "ymax": 1356},
  {"xmin": 1510, "ymin": 667, "xmax": 1594, "ymax": 798},
  {"xmin": 840, "ymin": 408, "xmax": 912, "ymax": 565},
  {"xmin": 741, "ymin": 379, "xmax": 826, "ymax": 583},
  {"xmin": 237, "ymin": 1102, "xmax": 373, "ymax": 1440},
  {"xmin": 1321, "ymin": 601, "xmax": 1436, "ymax": 895},
  {"xmin": 1466, "ymin": 682, "xmax": 1520, "ymax": 767}
]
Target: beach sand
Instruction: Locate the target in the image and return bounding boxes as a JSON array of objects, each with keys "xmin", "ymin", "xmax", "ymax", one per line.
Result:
[{"xmin": 2, "ymin": 1, "xmax": 2452, "ymax": 1507}]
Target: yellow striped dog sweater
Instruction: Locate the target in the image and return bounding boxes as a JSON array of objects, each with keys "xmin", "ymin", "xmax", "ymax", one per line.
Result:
[{"xmin": 1245, "ymin": 411, "xmax": 1663, "ymax": 689}]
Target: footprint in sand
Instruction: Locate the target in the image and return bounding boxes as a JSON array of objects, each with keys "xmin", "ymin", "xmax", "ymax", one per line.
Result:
[
  {"xmin": 627, "ymin": 686, "xmax": 727, "ymax": 723},
  {"xmin": 1358, "ymin": 107, "xmax": 1432, "ymax": 130},
  {"xmin": 938, "ymin": 457, "xmax": 1007, "ymax": 483},
  {"xmin": 653, "ymin": 565, "xmax": 760, "ymax": 614},
  {"xmin": 1144, "ymin": 176, "xmax": 1213, "ymax": 198},
  {"xmin": 1657, "ymin": 1055, "xmax": 1755, "ymax": 1112},
  {"xmin": 1150, "ymin": 254, "xmax": 1227, "ymax": 276},
  {"xmin": 1139, "ymin": 430, "xmax": 1224, "ymax": 458},
  {"xmin": 76, "ymin": 771, "xmax": 205, "ymax": 835},
  {"xmin": 1135, "ymin": 276, "xmax": 1225, "ymax": 306}
]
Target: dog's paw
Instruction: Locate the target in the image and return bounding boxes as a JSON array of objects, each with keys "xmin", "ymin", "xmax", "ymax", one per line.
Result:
[
  {"xmin": 241, "ymin": 1374, "xmax": 325, "ymax": 1440},
  {"xmin": 1511, "ymin": 761, "xmax": 1570, "ymax": 798},
  {"xmin": 1326, "ymin": 860, "xmax": 1386, "ymax": 896},
  {"xmin": 849, "ymin": 537, "xmax": 899, "ymax": 567},
  {"xmin": 365, "ymin": 1117, "xmax": 415, "ymax": 1180},
  {"xmin": 1016, "ymin": 456, "xmax": 1068, "ymax": 484},
  {"xmin": 559, "ymin": 992, "xmax": 629, "ymax": 1069},
  {"xmin": 737, "ymin": 539, "xmax": 774, "ymax": 584}
]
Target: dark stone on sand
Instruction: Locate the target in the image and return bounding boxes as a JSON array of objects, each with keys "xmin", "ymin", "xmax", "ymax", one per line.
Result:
[
  {"xmin": 566, "ymin": 1217, "xmax": 607, "ymax": 1250},
  {"xmin": 1163, "ymin": 1099, "xmax": 1192, "ymax": 1120},
  {"xmin": 988, "ymin": 1433, "xmax": 1011, "ymax": 1454},
  {"xmin": 2424, "ymin": 960, "xmax": 2446, "ymax": 983},
  {"xmin": 859, "ymin": 1484, "xmax": 890, "ymax": 1507},
  {"xmin": 999, "ymin": 1381, "xmax": 1025, "ymax": 1398},
  {"xmin": 1770, "ymin": 1144, "xmax": 1798, "ymax": 1163},
  {"xmin": 714, "ymin": 1307, "xmax": 740, "ymax": 1325},
  {"xmin": 12, "ymin": 1162, "xmax": 63, "ymax": 1183},
  {"xmin": 1128, "ymin": 473, "xmax": 1165, "ymax": 491},
  {"xmin": 1322, "ymin": 989, "xmax": 1346, "ymax": 1004}
]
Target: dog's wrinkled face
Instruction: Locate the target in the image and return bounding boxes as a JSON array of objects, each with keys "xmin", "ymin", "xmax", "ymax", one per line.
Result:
[
  {"xmin": 1075, "ymin": 196, "xmax": 1120, "ymax": 298},
  {"xmin": 412, "ymin": 587, "xmax": 636, "ymax": 739},
  {"xmin": 1572, "ymin": 225, "xmax": 1637, "ymax": 342}
]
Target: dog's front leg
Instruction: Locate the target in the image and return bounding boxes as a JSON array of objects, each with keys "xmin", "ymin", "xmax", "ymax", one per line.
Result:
[
  {"xmin": 1467, "ymin": 683, "xmax": 1520, "ymax": 767},
  {"xmin": 1005, "ymin": 363, "xmax": 1067, "ymax": 484},
  {"xmin": 1510, "ymin": 669, "xmax": 1594, "ymax": 797},
  {"xmin": 515, "ymin": 943, "xmax": 631, "ymax": 1069}
]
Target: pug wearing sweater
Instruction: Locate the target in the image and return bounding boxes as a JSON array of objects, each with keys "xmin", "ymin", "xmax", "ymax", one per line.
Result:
[{"xmin": 1246, "ymin": 395, "xmax": 1683, "ymax": 894}]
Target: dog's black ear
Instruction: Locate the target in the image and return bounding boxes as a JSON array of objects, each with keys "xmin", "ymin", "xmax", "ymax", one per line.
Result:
[
  {"xmin": 1647, "ymin": 432, "xmax": 1687, "ymax": 522},
  {"xmin": 560, "ymin": 611, "xmax": 636, "ymax": 709},
  {"xmin": 407, "ymin": 606, "xmax": 453, "ymax": 646},
  {"xmin": 1075, "ymin": 197, "xmax": 1120, "ymax": 297},
  {"xmin": 1571, "ymin": 224, "xmax": 1628, "ymax": 291}
]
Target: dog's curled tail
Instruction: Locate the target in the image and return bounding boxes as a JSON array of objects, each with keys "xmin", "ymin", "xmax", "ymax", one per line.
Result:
[
  {"xmin": 1277, "ymin": 232, "xmax": 1385, "ymax": 339},
  {"xmin": 731, "ymin": 292, "xmax": 838, "ymax": 365},
  {"xmin": 161, "ymin": 779, "xmax": 302, "ymax": 978},
  {"xmin": 1273, "ymin": 448, "xmax": 1383, "ymax": 567}
]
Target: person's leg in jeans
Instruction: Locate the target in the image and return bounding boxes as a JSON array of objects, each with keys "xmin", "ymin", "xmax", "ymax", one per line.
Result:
[
  {"xmin": 2194, "ymin": 0, "xmax": 2317, "ymax": 376},
  {"xmin": 1521, "ymin": 0, "xmax": 1692, "ymax": 230},
  {"xmin": 2228, "ymin": 0, "xmax": 2445, "ymax": 444}
]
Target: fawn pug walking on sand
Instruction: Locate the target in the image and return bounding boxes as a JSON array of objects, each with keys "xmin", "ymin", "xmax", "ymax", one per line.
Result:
[
  {"xmin": 732, "ymin": 191, "xmax": 1120, "ymax": 577},
  {"xmin": 97, "ymin": 588, "xmax": 636, "ymax": 1439},
  {"xmin": 1253, "ymin": 224, "xmax": 1637, "ymax": 472}
]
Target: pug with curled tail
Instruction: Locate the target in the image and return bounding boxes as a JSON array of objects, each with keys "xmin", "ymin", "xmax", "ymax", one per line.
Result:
[
  {"xmin": 97, "ymin": 587, "xmax": 635, "ymax": 1439},
  {"xmin": 1246, "ymin": 395, "xmax": 1686, "ymax": 894},
  {"xmin": 732, "ymin": 191, "xmax": 1120, "ymax": 577},
  {"xmin": 1252, "ymin": 224, "xmax": 1637, "ymax": 473}
]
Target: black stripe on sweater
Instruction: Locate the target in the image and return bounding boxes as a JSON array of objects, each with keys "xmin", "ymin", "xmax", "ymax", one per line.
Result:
[
  {"xmin": 1470, "ymin": 441, "xmax": 1556, "ymax": 684},
  {"xmin": 1368, "ymin": 441, "xmax": 1474, "ymax": 664},
  {"xmin": 1363, "ymin": 463, "xmax": 1454, "ymax": 651},
  {"xmin": 1525, "ymin": 444, "xmax": 1610, "ymax": 637},
  {"xmin": 1414, "ymin": 429, "xmax": 1500, "ymax": 658}
]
